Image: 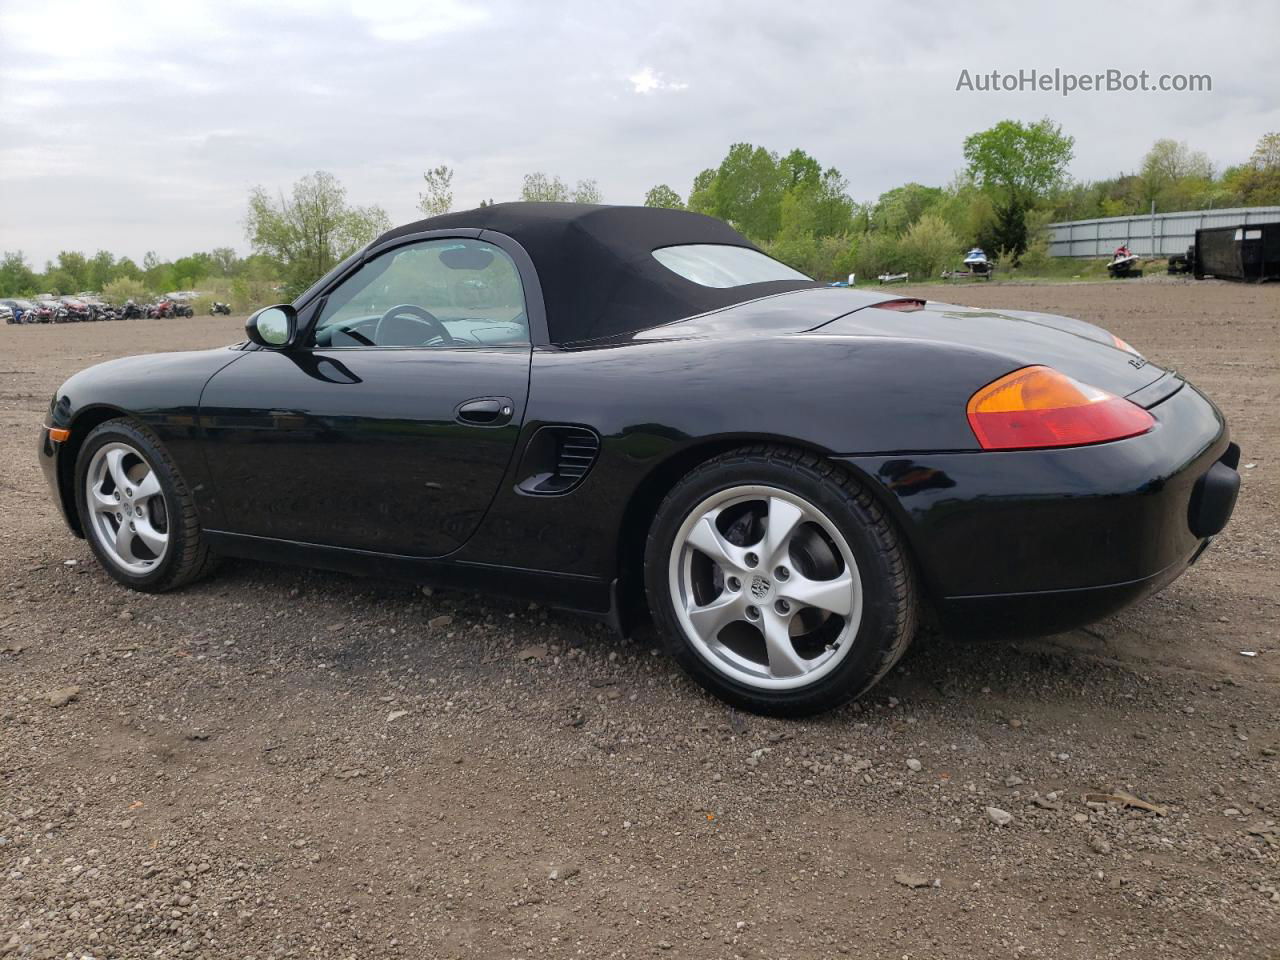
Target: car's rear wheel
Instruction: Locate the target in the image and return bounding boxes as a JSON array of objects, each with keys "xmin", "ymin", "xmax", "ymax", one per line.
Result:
[
  {"xmin": 645, "ymin": 445, "xmax": 917, "ymax": 716},
  {"xmin": 75, "ymin": 418, "xmax": 218, "ymax": 592}
]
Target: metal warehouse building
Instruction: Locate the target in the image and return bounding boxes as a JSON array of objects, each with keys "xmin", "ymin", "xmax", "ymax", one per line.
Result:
[{"xmin": 1048, "ymin": 206, "xmax": 1280, "ymax": 258}]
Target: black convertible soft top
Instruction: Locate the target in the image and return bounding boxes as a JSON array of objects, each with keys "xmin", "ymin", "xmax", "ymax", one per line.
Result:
[{"xmin": 374, "ymin": 202, "xmax": 817, "ymax": 344}]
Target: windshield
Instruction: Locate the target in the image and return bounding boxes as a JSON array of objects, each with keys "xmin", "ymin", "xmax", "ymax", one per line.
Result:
[{"xmin": 652, "ymin": 244, "xmax": 810, "ymax": 288}]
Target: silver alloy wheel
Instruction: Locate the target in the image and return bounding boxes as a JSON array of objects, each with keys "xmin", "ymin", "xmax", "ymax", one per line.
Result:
[
  {"xmin": 668, "ymin": 484, "xmax": 863, "ymax": 691},
  {"xmin": 84, "ymin": 441, "xmax": 170, "ymax": 575}
]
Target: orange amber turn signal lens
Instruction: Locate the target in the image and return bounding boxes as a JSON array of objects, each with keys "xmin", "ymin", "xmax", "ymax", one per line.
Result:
[
  {"xmin": 48, "ymin": 427, "xmax": 71, "ymax": 443},
  {"xmin": 966, "ymin": 366, "xmax": 1154, "ymax": 450}
]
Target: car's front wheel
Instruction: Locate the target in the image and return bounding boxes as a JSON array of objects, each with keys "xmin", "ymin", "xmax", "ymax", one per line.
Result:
[
  {"xmin": 75, "ymin": 418, "xmax": 218, "ymax": 592},
  {"xmin": 646, "ymin": 446, "xmax": 917, "ymax": 716}
]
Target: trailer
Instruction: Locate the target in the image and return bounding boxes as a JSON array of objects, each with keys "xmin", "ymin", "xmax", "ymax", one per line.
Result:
[
  {"xmin": 1194, "ymin": 222, "xmax": 1280, "ymax": 282},
  {"xmin": 942, "ymin": 248, "xmax": 995, "ymax": 282}
]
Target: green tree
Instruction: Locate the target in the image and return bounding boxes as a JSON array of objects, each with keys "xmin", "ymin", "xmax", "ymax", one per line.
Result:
[
  {"xmin": 963, "ymin": 119, "xmax": 1074, "ymax": 255},
  {"xmin": 209, "ymin": 247, "xmax": 239, "ymax": 276},
  {"xmin": 869, "ymin": 183, "xmax": 944, "ymax": 235},
  {"xmin": 53, "ymin": 251, "xmax": 90, "ymax": 292},
  {"xmin": 702, "ymin": 143, "xmax": 785, "ymax": 242},
  {"xmin": 246, "ymin": 170, "xmax": 391, "ymax": 297},
  {"xmin": 521, "ymin": 172, "xmax": 569, "ymax": 202},
  {"xmin": 102, "ymin": 277, "xmax": 150, "ymax": 306},
  {"xmin": 689, "ymin": 144, "xmax": 856, "ymax": 245},
  {"xmin": 87, "ymin": 250, "xmax": 115, "ymax": 291},
  {"xmin": 1252, "ymin": 131, "xmax": 1280, "ymax": 169},
  {"xmin": 171, "ymin": 253, "xmax": 212, "ymax": 290},
  {"xmin": 1139, "ymin": 138, "xmax": 1213, "ymax": 210},
  {"xmin": 1224, "ymin": 132, "xmax": 1280, "ymax": 205},
  {"xmin": 0, "ymin": 251, "xmax": 38, "ymax": 296},
  {"xmin": 852, "ymin": 232, "xmax": 903, "ymax": 280},
  {"xmin": 520, "ymin": 173, "xmax": 600, "ymax": 204},
  {"xmin": 686, "ymin": 168, "xmax": 717, "ymax": 214},
  {"xmin": 644, "ymin": 184, "xmax": 684, "ymax": 209},
  {"xmin": 418, "ymin": 164, "xmax": 454, "ymax": 217},
  {"xmin": 780, "ymin": 148, "xmax": 822, "ymax": 191},
  {"xmin": 897, "ymin": 213, "xmax": 961, "ymax": 277},
  {"xmin": 964, "ymin": 118, "xmax": 1075, "ymax": 202},
  {"xmin": 571, "ymin": 179, "xmax": 602, "ymax": 204},
  {"xmin": 778, "ymin": 167, "xmax": 855, "ymax": 239},
  {"xmin": 139, "ymin": 251, "xmax": 175, "ymax": 294}
]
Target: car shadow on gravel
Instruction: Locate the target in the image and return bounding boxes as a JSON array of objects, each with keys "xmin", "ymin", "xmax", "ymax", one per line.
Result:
[{"xmin": 197, "ymin": 556, "xmax": 1162, "ymax": 732}]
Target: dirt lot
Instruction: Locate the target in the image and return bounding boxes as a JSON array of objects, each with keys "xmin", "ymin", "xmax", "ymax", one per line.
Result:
[{"xmin": 2, "ymin": 278, "xmax": 1278, "ymax": 960}]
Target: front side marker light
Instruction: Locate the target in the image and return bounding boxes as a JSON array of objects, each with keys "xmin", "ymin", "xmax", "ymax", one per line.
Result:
[
  {"xmin": 967, "ymin": 365, "xmax": 1154, "ymax": 451},
  {"xmin": 48, "ymin": 427, "xmax": 71, "ymax": 443}
]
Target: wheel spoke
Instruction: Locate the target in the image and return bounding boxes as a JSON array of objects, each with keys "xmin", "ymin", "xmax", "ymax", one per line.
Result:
[
  {"xmin": 132, "ymin": 469, "xmax": 161, "ymax": 501},
  {"xmin": 112, "ymin": 520, "xmax": 138, "ymax": 564},
  {"xmin": 89, "ymin": 486, "xmax": 116, "ymax": 513},
  {"xmin": 760, "ymin": 610, "xmax": 808, "ymax": 678},
  {"xmin": 132, "ymin": 517, "xmax": 168, "ymax": 556},
  {"xmin": 762, "ymin": 496, "xmax": 805, "ymax": 566},
  {"xmin": 685, "ymin": 513, "xmax": 747, "ymax": 571},
  {"xmin": 781, "ymin": 568, "xmax": 855, "ymax": 617},
  {"xmin": 686, "ymin": 591, "xmax": 745, "ymax": 640},
  {"xmin": 104, "ymin": 448, "xmax": 129, "ymax": 491}
]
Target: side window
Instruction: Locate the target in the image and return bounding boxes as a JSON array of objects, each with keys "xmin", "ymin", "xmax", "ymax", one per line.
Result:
[{"xmin": 313, "ymin": 238, "xmax": 529, "ymax": 348}]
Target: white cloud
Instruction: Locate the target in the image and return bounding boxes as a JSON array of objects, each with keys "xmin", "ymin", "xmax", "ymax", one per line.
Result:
[
  {"xmin": 629, "ymin": 66, "xmax": 688, "ymax": 95},
  {"xmin": 349, "ymin": 0, "xmax": 489, "ymax": 42}
]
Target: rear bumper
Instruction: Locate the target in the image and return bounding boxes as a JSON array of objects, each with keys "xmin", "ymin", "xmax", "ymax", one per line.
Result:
[{"xmin": 836, "ymin": 380, "xmax": 1239, "ymax": 637}]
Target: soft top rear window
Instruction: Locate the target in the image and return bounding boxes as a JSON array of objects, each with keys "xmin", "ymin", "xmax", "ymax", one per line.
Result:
[{"xmin": 652, "ymin": 244, "xmax": 810, "ymax": 288}]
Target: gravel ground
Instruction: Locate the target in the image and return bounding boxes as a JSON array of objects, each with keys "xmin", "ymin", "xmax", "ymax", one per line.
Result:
[{"xmin": 2, "ymin": 278, "xmax": 1278, "ymax": 959}]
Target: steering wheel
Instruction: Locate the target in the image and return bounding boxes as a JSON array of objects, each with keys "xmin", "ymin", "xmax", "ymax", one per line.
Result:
[{"xmin": 373, "ymin": 304, "xmax": 457, "ymax": 347}]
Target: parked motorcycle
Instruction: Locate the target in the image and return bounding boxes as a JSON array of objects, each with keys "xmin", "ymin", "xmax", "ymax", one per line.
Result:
[
  {"xmin": 209, "ymin": 301, "xmax": 232, "ymax": 315},
  {"xmin": 29, "ymin": 301, "xmax": 57, "ymax": 323},
  {"xmin": 120, "ymin": 300, "xmax": 143, "ymax": 320},
  {"xmin": 1, "ymin": 299, "xmax": 37, "ymax": 323},
  {"xmin": 58, "ymin": 298, "xmax": 93, "ymax": 323},
  {"xmin": 147, "ymin": 299, "xmax": 175, "ymax": 319}
]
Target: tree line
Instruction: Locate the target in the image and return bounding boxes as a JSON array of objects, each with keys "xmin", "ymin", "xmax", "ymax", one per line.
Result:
[
  {"xmin": 3, "ymin": 124, "xmax": 1276, "ymax": 303},
  {"xmin": 640, "ymin": 125, "xmax": 1279, "ymax": 281}
]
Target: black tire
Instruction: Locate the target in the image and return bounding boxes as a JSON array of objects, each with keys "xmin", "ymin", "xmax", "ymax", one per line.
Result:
[
  {"xmin": 645, "ymin": 445, "xmax": 918, "ymax": 717},
  {"xmin": 74, "ymin": 418, "xmax": 219, "ymax": 592}
]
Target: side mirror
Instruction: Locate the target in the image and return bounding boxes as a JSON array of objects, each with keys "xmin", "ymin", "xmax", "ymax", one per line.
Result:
[{"xmin": 245, "ymin": 304, "xmax": 297, "ymax": 349}]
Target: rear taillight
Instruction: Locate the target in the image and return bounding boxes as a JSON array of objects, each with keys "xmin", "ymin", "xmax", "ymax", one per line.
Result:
[
  {"xmin": 873, "ymin": 298, "xmax": 926, "ymax": 312},
  {"xmin": 966, "ymin": 365, "xmax": 1154, "ymax": 450},
  {"xmin": 1111, "ymin": 333, "xmax": 1142, "ymax": 357}
]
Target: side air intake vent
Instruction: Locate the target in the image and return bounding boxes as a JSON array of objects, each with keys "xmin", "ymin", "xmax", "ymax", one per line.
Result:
[{"xmin": 516, "ymin": 426, "xmax": 601, "ymax": 496}]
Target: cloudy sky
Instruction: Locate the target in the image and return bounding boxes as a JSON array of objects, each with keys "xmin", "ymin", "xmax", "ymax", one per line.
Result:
[{"xmin": 1, "ymin": 0, "xmax": 1277, "ymax": 266}]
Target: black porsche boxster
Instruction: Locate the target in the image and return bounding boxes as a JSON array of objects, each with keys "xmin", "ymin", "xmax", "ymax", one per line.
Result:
[{"xmin": 39, "ymin": 203, "xmax": 1240, "ymax": 715}]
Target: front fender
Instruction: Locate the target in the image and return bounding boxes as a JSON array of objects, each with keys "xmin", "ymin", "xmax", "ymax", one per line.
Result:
[{"xmin": 44, "ymin": 348, "xmax": 246, "ymax": 535}]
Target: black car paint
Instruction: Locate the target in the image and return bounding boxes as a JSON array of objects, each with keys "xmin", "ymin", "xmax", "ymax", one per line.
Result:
[
  {"xmin": 197, "ymin": 345, "xmax": 530, "ymax": 556},
  {"xmin": 40, "ymin": 229, "xmax": 1237, "ymax": 635}
]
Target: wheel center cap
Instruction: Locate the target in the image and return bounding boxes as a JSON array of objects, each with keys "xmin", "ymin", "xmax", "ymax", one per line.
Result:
[{"xmin": 749, "ymin": 574, "xmax": 772, "ymax": 601}]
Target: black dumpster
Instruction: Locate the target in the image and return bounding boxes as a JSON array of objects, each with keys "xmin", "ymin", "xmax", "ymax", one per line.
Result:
[{"xmin": 1194, "ymin": 222, "xmax": 1280, "ymax": 282}]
